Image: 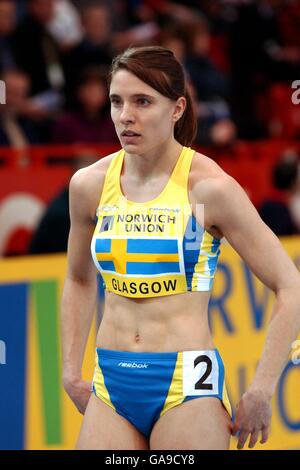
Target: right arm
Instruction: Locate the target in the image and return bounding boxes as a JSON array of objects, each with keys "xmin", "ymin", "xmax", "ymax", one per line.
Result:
[{"xmin": 61, "ymin": 167, "xmax": 101, "ymax": 413}]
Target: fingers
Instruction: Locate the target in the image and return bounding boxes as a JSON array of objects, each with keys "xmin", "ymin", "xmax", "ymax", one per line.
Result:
[
  {"xmin": 77, "ymin": 404, "xmax": 85, "ymax": 415},
  {"xmin": 76, "ymin": 393, "xmax": 91, "ymax": 415},
  {"xmin": 260, "ymin": 426, "xmax": 270, "ymax": 444},
  {"xmin": 231, "ymin": 406, "xmax": 241, "ymax": 436},
  {"xmin": 248, "ymin": 429, "xmax": 260, "ymax": 449},
  {"xmin": 237, "ymin": 430, "xmax": 250, "ymax": 450},
  {"xmin": 234, "ymin": 427, "xmax": 270, "ymax": 449},
  {"xmin": 67, "ymin": 380, "xmax": 93, "ymax": 415},
  {"xmin": 231, "ymin": 420, "xmax": 239, "ymax": 436}
]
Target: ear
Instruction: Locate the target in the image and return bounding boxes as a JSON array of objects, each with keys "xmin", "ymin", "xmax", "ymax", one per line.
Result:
[{"xmin": 172, "ymin": 96, "xmax": 187, "ymax": 122}]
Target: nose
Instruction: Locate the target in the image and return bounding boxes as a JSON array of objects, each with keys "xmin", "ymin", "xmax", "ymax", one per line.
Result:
[{"xmin": 120, "ymin": 102, "xmax": 135, "ymax": 124}]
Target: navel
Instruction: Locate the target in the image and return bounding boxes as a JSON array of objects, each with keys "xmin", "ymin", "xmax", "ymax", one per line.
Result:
[{"xmin": 135, "ymin": 333, "xmax": 141, "ymax": 343}]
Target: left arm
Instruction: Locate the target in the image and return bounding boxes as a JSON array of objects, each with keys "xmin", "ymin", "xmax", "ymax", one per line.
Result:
[{"xmin": 200, "ymin": 174, "xmax": 300, "ymax": 449}]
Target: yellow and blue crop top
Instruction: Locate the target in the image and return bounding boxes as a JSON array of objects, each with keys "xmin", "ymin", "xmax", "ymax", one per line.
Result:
[{"xmin": 91, "ymin": 146, "xmax": 221, "ymax": 298}]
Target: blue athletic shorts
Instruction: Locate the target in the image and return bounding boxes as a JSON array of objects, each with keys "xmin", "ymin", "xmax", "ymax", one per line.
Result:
[{"xmin": 92, "ymin": 348, "xmax": 232, "ymax": 438}]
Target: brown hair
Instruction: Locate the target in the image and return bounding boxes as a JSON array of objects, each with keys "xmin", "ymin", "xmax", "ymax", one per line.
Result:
[{"xmin": 109, "ymin": 46, "xmax": 197, "ymax": 147}]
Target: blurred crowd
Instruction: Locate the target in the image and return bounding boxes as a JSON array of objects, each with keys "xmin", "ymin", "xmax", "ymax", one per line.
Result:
[{"xmin": 1, "ymin": 0, "xmax": 300, "ymax": 149}]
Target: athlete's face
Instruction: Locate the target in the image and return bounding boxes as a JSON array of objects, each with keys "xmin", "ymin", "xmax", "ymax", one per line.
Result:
[{"xmin": 110, "ymin": 70, "xmax": 185, "ymax": 154}]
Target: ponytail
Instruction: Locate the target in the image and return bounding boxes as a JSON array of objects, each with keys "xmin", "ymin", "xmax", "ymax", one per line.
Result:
[{"xmin": 174, "ymin": 89, "xmax": 197, "ymax": 147}]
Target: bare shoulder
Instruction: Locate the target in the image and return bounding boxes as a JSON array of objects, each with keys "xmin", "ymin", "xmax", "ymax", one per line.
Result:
[
  {"xmin": 70, "ymin": 151, "xmax": 118, "ymax": 190},
  {"xmin": 189, "ymin": 154, "xmax": 300, "ymax": 292},
  {"xmin": 69, "ymin": 151, "xmax": 119, "ymax": 217},
  {"xmin": 189, "ymin": 151, "xmax": 237, "ymax": 203},
  {"xmin": 189, "ymin": 152, "xmax": 244, "ymax": 237}
]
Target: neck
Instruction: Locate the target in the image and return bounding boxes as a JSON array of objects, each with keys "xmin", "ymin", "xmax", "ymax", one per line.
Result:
[{"xmin": 123, "ymin": 139, "xmax": 183, "ymax": 182}]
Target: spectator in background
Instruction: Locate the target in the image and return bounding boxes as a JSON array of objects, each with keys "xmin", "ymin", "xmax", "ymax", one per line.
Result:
[
  {"xmin": 52, "ymin": 66, "xmax": 117, "ymax": 144},
  {"xmin": 160, "ymin": 16, "xmax": 236, "ymax": 147},
  {"xmin": 229, "ymin": 0, "xmax": 300, "ymax": 140},
  {"xmin": 29, "ymin": 185, "xmax": 70, "ymax": 253},
  {"xmin": 0, "ymin": 69, "xmax": 43, "ymax": 146},
  {"xmin": 0, "ymin": 0, "xmax": 17, "ymax": 73},
  {"xmin": 63, "ymin": 1, "xmax": 114, "ymax": 101},
  {"xmin": 11, "ymin": 0, "xmax": 64, "ymax": 112},
  {"xmin": 184, "ymin": 16, "xmax": 235, "ymax": 146},
  {"xmin": 48, "ymin": 0, "xmax": 83, "ymax": 51},
  {"xmin": 259, "ymin": 155, "xmax": 299, "ymax": 236},
  {"xmin": 29, "ymin": 152, "xmax": 96, "ymax": 254},
  {"xmin": 111, "ymin": 0, "xmax": 160, "ymax": 52},
  {"xmin": 184, "ymin": 15, "xmax": 229, "ymax": 101}
]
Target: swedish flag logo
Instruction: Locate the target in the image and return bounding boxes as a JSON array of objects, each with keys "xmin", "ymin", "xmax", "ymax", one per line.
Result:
[{"xmin": 95, "ymin": 238, "xmax": 181, "ymax": 275}]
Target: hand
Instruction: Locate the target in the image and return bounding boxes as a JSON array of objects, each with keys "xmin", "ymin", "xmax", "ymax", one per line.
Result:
[
  {"xmin": 231, "ymin": 389, "xmax": 272, "ymax": 449},
  {"xmin": 64, "ymin": 377, "xmax": 93, "ymax": 414}
]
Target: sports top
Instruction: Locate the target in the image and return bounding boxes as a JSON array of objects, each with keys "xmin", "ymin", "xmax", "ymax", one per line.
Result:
[{"xmin": 91, "ymin": 146, "xmax": 221, "ymax": 298}]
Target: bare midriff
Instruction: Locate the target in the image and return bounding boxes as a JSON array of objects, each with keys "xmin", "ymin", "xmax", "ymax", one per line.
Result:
[{"xmin": 96, "ymin": 290, "xmax": 215, "ymax": 352}]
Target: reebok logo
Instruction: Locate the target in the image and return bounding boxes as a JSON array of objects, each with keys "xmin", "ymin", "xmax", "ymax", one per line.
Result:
[{"xmin": 118, "ymin": 362, "xmax": 148, "ymax": 369}]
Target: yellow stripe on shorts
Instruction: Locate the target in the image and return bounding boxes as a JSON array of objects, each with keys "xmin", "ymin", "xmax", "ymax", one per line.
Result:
[
  {"xmin": 93, "ymin": 352, "xmax": 116, "ymax": 411},
  {"xmin": 222, "ymin": 381, "xmax": 232, "ymax": 418},
  {"xmin": 160, "ymin": 352, "xmax": 185, "ymax": 417}
]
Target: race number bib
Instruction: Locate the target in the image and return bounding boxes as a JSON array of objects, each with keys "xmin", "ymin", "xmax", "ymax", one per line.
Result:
[{"xmin": 182, "ymin": 350, "xmax": 219, "ymax": 396}]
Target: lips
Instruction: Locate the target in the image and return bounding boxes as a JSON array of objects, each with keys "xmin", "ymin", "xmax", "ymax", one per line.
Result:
[{"xmin": 121, "ymin": 130, "xmax": 141, "ymax": 137}]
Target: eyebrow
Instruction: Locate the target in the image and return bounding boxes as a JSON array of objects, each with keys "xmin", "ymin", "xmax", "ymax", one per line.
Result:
[{"xmin": 109, "ymin": 93, "xmax": 154, "ymax": 100}]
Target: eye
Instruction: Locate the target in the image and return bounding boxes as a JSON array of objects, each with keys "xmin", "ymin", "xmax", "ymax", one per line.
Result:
[
  {"xmin": 137, "ymin": 97, "xmax": 150, "ymax": 106},
  {"xmin": 110, "ymin": 97, "xmax": 122, "ymax": 106}
]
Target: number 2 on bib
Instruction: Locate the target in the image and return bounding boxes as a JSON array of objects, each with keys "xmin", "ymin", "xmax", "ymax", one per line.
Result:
[
  {"xmin": 182, "ymin": 350, "xmax": 219, "ymax": 396},
  {"xmin": 194, "ymin": 355, "xmax": 213, "ymax": 390}
]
